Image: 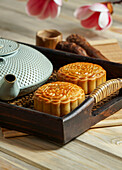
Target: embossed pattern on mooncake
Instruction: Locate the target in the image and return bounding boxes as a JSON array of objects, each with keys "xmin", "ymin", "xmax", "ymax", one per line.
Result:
[
  {"xmin": 57, "ymin": 62, "xmax": 106, "ymax": 94},
  {"xmin": 34, "ymin": 81, "xmax": 85, "ymax": 116}
]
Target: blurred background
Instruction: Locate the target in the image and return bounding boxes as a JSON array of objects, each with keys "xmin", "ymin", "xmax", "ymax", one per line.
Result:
[{"xmin": 0, "ymin": 0, "xmax": 122, "ymax": 47}]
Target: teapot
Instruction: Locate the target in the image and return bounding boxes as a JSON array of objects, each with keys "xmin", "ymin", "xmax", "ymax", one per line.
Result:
[{"xmin": 0, "ymin": 38, "xmax": 53, "ymax": 101}]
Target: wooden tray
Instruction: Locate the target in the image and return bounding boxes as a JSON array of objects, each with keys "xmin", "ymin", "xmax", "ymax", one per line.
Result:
[{"xmin": 0, "ymin": 42, "xmax": 122, "ymax": 144}]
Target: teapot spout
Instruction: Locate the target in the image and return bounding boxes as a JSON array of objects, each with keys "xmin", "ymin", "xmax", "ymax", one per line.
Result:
[{"xmin": 0, "ymin": 74, "xmax": 20, "ymax": 101}]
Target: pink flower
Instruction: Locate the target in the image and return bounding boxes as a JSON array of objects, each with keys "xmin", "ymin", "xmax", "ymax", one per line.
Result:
[
  {"xmin": 74, "ymin": 3, "xmax": 112, "ymax": 30},
  {"xmin": 26, "ymin": 0, "xmax": 62, "ymax": 19}
]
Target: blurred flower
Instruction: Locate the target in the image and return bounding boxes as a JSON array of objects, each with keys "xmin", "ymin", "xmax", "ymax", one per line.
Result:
[
  {"xmin": 74, "ymin": 3, "xmax": 112, "ymax": 31},
  {"xmin": 26, "ymin": 0, "xmax": 62, "ymax": 19}
]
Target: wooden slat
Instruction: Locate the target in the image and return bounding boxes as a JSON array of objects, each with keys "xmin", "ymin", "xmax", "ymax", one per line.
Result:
[
  {"xmin": 89, "ymin": 39, "xmax": 118, "ymax": 46},
  {"xmin": 0, "ymin": 151, "xmax": 38, "ymax": 170},
  {"xmin": 93, "ymin": 43, "xmax": 122, "ymax": 63},
  {"xmin": 78, "ymin": 126, "xmax": 122, "ymax": 158},
  {"xmin": 92, "ymin": 109, "xmax": 122, "ymax": 128},
  {"xmin": 1, "ymin": 110, "xmax": 122, "ymax": 138},
  {"xmin": 0, "ymin": 127, "xmax": 122, "ymax": 169},
  {"xmin": 0, "ymin": 156, "xmax": 21, "ymax": 170},
  {"xmin": 1, "ymin": 128, "xmax": 27, "ymax": 138},
  {"xmin": 0, "ymin": 152, "xmax": 39, "ymax": 170}
]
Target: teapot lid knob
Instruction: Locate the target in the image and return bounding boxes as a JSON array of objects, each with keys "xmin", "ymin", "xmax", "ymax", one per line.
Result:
[{"xmin": 0, "ymin": 38, "xmax": 19, "ymax": 56}]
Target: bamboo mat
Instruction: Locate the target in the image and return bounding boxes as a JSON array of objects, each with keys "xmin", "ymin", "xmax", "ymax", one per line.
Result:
[{"xmin": 1, "ymin": 39, "xmax": 122, "ymax": 138}]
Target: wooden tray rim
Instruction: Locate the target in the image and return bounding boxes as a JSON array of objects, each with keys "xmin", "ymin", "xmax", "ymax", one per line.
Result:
[{"xmin": 0, "ymin": 42, "xmax": 122, "ymax": 144}]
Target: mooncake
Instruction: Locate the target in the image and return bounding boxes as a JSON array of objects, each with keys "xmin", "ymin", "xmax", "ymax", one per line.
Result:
[
  {"xmin": 34, "ymin": 81, "xmax": 85, "ymax": 116},
  {"xmin": 57, "ymin": 62, "xmax": 106, "ymax": 94}
]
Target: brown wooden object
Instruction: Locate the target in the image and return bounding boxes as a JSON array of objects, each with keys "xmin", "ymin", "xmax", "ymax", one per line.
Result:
[
  {"xmin": 56, "ymin": 41, "xmax": 87, "ymax": 56},
  {"xmin": 66, "ymin": 34, "xmax": 109, "ymax": 61},
  {"xmin": 0, "ymin": 43, "xmax": 122, "ymax": 144},
  {"xmin": 36, "ymin": 29, "xmax": 62, "ymax": 49}
]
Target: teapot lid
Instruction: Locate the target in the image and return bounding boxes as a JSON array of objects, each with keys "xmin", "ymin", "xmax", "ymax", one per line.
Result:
[{"xmin": 0, "ymin": 38, "xmax": 19, "ymax": 56}]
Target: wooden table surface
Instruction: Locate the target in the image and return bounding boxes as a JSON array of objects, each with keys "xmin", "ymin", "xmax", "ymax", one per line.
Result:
[{"xmin": 0, "ymin": 0, "xmax": 122, "ymax": 169}]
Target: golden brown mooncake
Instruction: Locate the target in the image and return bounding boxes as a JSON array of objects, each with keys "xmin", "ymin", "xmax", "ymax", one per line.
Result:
[
  {"xmin": 34, "ymin": 81, "xmax": 85, "ymax": 117},
  {"xmin": 57, "ymin": 62, "xmax": 106, "ymax": 94}
]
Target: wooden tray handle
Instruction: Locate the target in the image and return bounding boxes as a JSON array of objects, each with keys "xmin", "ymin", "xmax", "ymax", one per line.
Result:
[{"xmin": 90, "ymin": 78, "xmax": 122, "ymax": 104}]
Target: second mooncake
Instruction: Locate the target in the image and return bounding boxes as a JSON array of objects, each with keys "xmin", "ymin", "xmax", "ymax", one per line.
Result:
[
  {"xmin": 34, "ymin": 81, "xmax": 85, "ymax": 116},
  {"xmin": 57, "ymin": 62, "xmax": 106, "ymax": 94}
]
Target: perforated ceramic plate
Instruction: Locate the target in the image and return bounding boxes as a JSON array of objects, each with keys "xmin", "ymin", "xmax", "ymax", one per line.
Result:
[{"xmin": 0, "ymin": 38, "xmax": 53, "ymax": 96}]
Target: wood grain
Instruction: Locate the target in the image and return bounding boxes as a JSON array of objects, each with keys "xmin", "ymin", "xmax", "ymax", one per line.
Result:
[
  {"xmin": 0, "ymin": 151, "xmax": 39, "ymax": 170},
  {"xmin": 1, "ymin": 128, "xmax": 27, "ymax": 138},
  {"xmin": 0, "ymin": 131, "xmax": 122, "ymax": 170},
  {"xmin": 78, "ymin": 126, "xmax": 122, "ymax": 158},
  {"xmin": 0, "ymin": 156, "xmax": 21, "ymax": 170},
  {"xmin": 0, "ymin": 45, "xmax": 122, "ymax": 144},
  {"xmin": 0, "ymin": 0, "xmax": 122, "ymax": 169},
  {"xmin": 92, "ymin": 109, "xmax": 122, "ymax": 128},
  {"xmin": 1, "ymin": 40, "xmax": 122, "ymax": 138}
]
